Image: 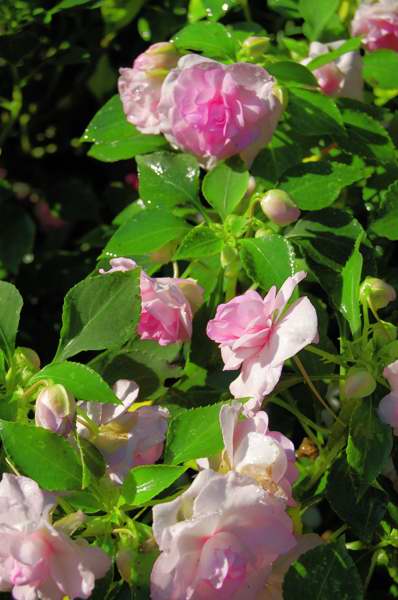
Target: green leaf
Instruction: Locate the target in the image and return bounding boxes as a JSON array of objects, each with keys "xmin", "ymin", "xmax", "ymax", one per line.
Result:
[
  {"xmin": 279, "ymin": 158, "xmax": 364, "ymax": 210},
  {"xmin": 173, "ymin": 22, "xmax": 236, "ymax": 59},
  {"xmin": 0, "ymin": 281, "xmax": 23, "ymax": 362},
  {"xmin": 267, "ymin": 61, "xmax": 317, "ymax": 87},
  {"xmin": 120, "ymin": 464, "xmax": 187, "ymax": 505},
  {"xmin": 347, "ymin": 397, "xmax": 392, "ymax": 483},
  {"xmin": 299, "ymin": 0, "xmax": 339, "ymax": 41},
  {"xmin": 340, "ymin": 236, "xmax": 363, "ymax": 337},
  {"xmin": 202, "ymin": 159, "xmax": 249, "ymax": 220},
  {"xmin": 49, "ymin": 0, "xmax": 95, "ymax": 14},
  {"xmin": 104, "ymin": 209, "xmax": 189, "ymax": 257},
  {"xmin": 307, "ymin": 38, "xmax": 362, "ymax": 70},
  {"xmin": 287, "ymin": 88, "xmax": 344, "ymax": 136},
  {"xmin": 337, "ymin": 108, "xmax": 396, "ymax": 164},
  {"xmin": 30, "ymin": 361, "xmax": 120, "ymax": 404},
  {"xmin": 0, "ymin": 420, "xmax": 82, "ymax": 491},
  {"xmin": 136, "ymin": 152, "xmax": 199, "ymax": 210},
  {"xmin": 326, "ymin": 455, "xmax": 387, "ymax": 542},
  {"xmin": 363, "ymin": 49, "xmax": 398, "ymax": 89},
  {"xmin": 268, "ymin": 0, "xmax": 300, "ymax": 17},
  {"xmin": 174, "ymin": 225, "xmax": 223, "ymax": 259},
  {"xmin": 78, "ymin": 437, "xmax": 106, "ymax": 480},
  {"xmin": 0, "ymin": 191, "xmax": 35, "ymax": 275},
  {"xmin": 165, "ymin": 402, "xmax": 224, "ymax": 465},
  {"xmin": 283, "ymin": 540, "xmax": 363, "ymax": 600},
  {"xmin": 82, "ymin": 96, "xmax": 166, "ymax": 162},
  {"xmin": 240, "ymin": 235, "xmax": 296, "ymax": 291},
  {"xmin": 370, "ymin": 181, "xmax": 398, "ymax": 241},
  {"xmin": 56, "ymin": 271, "xmax": 141, "ymax": 362}
]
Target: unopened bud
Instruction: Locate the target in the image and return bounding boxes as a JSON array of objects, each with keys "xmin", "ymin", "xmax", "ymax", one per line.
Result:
[
  {"xmin": 245, "ymin": 175, "xmax": 256, "ymax": 199},
  {"xmin": 176, "ymin": 278, "xmax": 204, "ymax": 315},
  {"xmin": 136, "ymin": 42, "xmax": 180, "ymax": 75},
  {"xmin": 35, "ymin": 384, "xmax": 76, "ymax": 436},
  {"xmin": 373, "ymin": 321, "xmax": 397, "ymax": 347},
  {"xmin": 116, "ymin": 548, "xmax": 134, "ymax": 583},
  {"xmin": 54, "ymin": 511, "xmax": 86, "ymax": 535},
  {"xmin": 360, "ymin": 277, "xmax": 396, "ymax": 311},
  {"xmin": 273, "ymin": 85, "xmax": 289, "ymax": 110},
  {"xmin": 343, "ymin": 367, "xmax": 376, "ymax": 399},
  {"xmin": 241, "ymin": 36, "xmax": 271, "ymax": 57},
  {"xmin": 14, "ymin": 347, "xmax": 41, "ymax": 372},
  {"xmin": 260, "ymin": 190, "xmax": 300, "ymax": 226}
]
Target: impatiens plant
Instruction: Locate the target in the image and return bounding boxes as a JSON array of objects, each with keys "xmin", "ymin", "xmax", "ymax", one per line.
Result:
[{"xmin": 2, "ymin": 0, "xmax": 398, "ymax": 598}]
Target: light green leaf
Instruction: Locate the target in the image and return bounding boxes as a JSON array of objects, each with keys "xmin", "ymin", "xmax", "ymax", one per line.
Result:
[
  {"xmin": 120, "ymin": 464, "xmax": 187, "ymax": 505},
  {"xmin": 0, "ymin": 281, "xmax": 23, "ymax": 362},
  {"xmin": 82, "ymin": 95, "xmax": 166, "ymax": 162},
  {"xmin": 363, "ymin": 49, "xmax": 398, "ymax": 89},
  {"xmin": 347, "ymin": 397, "xmax": 392, "ymax": 483},
  {"xmin": 340, "ymin": 236, "xmax": 363, "ymax": 337},
  {"xmin": 30, "ymin": 361, "xmax": 120, "ymax": 404},
  {"xmin": 240, "ymin": 235, "xmax": 296, "ymax": 291},
  {"xmin": 202, "ymin": 159, "xmax": 249, "ymax": 220},
  {"xmin": 165, "ymin": 402, "xmax": 224, "ymax": 465},
  {"xmin": 136, "ymin": 152, "xmax": 199, "ymax": 210},
  {"xmin": 104, "ymin": 208, "xmax": 189, "ymax": 257},
  {"xmin": 173, "ymin": 22, "xmax": 236, "ymax": 59},
  {"xmin": 299, "ymin": 0, "xmax": 339, "ymax": 41},
  {"xmin": 0, "ymin": 420, "xmax": 82, "ymax": 491},
  {"xmin": 56, "ymin": 271, "xmax": 141, "ymax": 362},
  {"xmin": 174, "ymin": 225, "xmax": 223, "ymax": 259}
]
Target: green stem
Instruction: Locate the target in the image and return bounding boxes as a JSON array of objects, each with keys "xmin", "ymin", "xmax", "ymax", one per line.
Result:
[
  {"xmin": 270, "ymin": 395, "xmax": 327, "ymax": 441},
  {"xmin": 304, "ymin": 345, "xmax": 342, "ymax": 365},
  {"xmin": 240, "ymin": 0, "xmax": 252, "ymax": 21}
]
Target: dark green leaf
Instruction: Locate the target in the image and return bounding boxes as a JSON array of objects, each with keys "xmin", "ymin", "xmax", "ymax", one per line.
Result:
[
  {"xmin": 202, "ymin": 159, "xmax": 249, "ymax": 220},
  {"xmin": 251, "ymin": 130, "xmax": 309, "ymax": 187},
  {"xmin": 104, "ymin": 209, "xmax": 189, "ymax": 257},
  {"xmin": 340, "ymin": 236, "xmax": 363, "ymax": 337},
  {"xmin": 120, "ymin": 464, "xmax": 186, "ymax": 505},
  {"xmin": 267, "ymin": 61, "xmax": 317, "ymax": 87},
  {"xmin": 283, "ymin": 540, "xmax": 363, "ymax": 600},
  {"xmin": 287, "ymin": 89, "xmax": 344, "ymax": 136},
  {"xmin": 338, "ymin": 108, "xmax": 396, "ymax": 164},
  {"xmin": 165, "ymin": 402, "xmax": 224, "ymax": 464},
  {"xmin": 174, "ymin": 225, "xmax": 223, "ymax": 259},
  {"xmin": 0, "ymin": 420, "xmax": 82, "ymax": 491},
  {"xmin": 240, "ymin": 235, "xmax": 296, "ymax": 291},
  {"xmin": 0, "ymin": 281, "xmax": 23, "ymax": 361},
  {"xmin": 326, "ymin": 455, "xmax": 387, "ymax": 542},
  {"xmin": 30, "ymin": 361, "xmax": 120, "ymax": 404},
  {"xmin": 363, "ymin": 49, "xmax": 398, "ymax": 89},
  {"xmin": 370, "ymin": 181, "xmax": 398, "ymax": 241},
  {"xmin": 279, "ymin": 158, "xmax": 364, "ymax": 210},
  {"xmin": 137, "ymin": 152, "xmax": 199, "ymax": 210},
  {"xmin": 173, "ymin": 22, "xmax": 236, "ymax": 59},
  {"xmin": 56, "ymin": 271, "xmax": 141, "ymax": 361},
  {"xmin": 0, "ymin": 194, "xmax": 35, "ymax": 274},
  {"xmin": 347, "ymin": 397, "xmax": 392, "ymax": 483},
  {"xmin": 82, "ymin": 96, "xmax": 166, "ymax": 162}
]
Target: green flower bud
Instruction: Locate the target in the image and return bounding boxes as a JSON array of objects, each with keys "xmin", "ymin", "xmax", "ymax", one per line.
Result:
[
  {"xmin": 241, "ymin": 36, "xmax": 271, "ymax": 58},
  {"xmin": 35, "ymin": 384, "xmax": 76, "ymax": 436},
  {"xmin": 360, "ymin": 277, "xmax": 396, "ymax": 311},
  {"xmin": 260, "ymin": 190, "xmax": 300, "ymax": 226},
  {"xmin": 373, "ymin": 321, "xmax": 397, "ymax": 348},
  {"xmin": 343, "ymin": 367, "xmax": 376, "ymax": 399}
]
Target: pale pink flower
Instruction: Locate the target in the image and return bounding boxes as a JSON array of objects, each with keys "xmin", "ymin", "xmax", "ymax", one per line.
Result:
[
  {"xmin": 207, "ymin": 272, "xmax": 318, "ymax": 412},
  {"xmin": 378, "ymin": 360, "xmax": 398, "ymax": 434},
  {"xmin": 100, "ymin": 257, "xmax": 202, "ymax": 345},
  {"xmin": 302, "ymin": 40, "xmax": 363, "ymax": 100},
  {"xmin": 151, "ymin": 470, "xmax": 296, "ymax": 600},
  {"xmin": 78, "ymin": 379, "xmax": 169, "ymax": 483},
  {"xmin": 260, "ymin": 534, "xmax": 322, "ymax": 599},
  {"xmin": 0, "ymin": 474, "xmax": 110, "ymax": 600},
  {"xmin": 199, "ymin": 402, "xmax": 298, "ymax": 505},
  {"xmin": 260, "ymin": 190, "xmax": 300, "ymax": 227},
  {"xmin": 158, "ymin": 55, "xmax": 282, "ymax": 170},
  {"xmin": 118, "ymin": 42, "xmax": 180, "ymax": 134},
  {"xmin": 352, "ymin": 0, "xmax": 398, "ymax": 52}
]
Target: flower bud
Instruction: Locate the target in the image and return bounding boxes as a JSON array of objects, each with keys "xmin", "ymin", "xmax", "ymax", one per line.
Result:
[
  {"xmin": 116, "ymin": 548, "xmax": 134, "ymax": 583},
  {"xmin": 373, "ymin": 321, "xmax": 397, "ymax": 348},
  {"xmin": 360, "ymin": 277, "xmax": 396, "ymax": 311},
  {"xmin": 260, "ymin": 190, "xmax": 300, "ymax": 226},
  {"xmin": 14, "ymin": 347, "xmax": 40, "ymax": 372},
  {"xmin": 343, "ymin": 368, "xmax": 376, "ymax": 399},
  {"xmin": 135, "ymin": 42, "xmax": 180, "ymax": 74},
  {"xmin": 35, "ymin": 384, "xmax": 76, "ymax": 436},
  {"xmin": 245, "ymin": 175, "xmax": 256, "ymax": 198},
  {"xmin": 241, "ymin": 36, "xmax": 271, "ymax": 58}
]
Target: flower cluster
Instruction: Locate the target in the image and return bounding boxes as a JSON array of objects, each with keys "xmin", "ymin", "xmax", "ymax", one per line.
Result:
[{"xmin": 119, "ymin": 49, "xmax": 283, "ymax": 169}]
